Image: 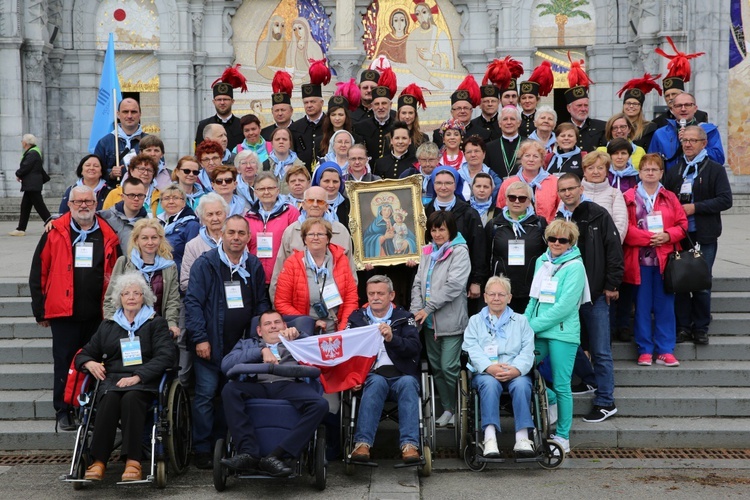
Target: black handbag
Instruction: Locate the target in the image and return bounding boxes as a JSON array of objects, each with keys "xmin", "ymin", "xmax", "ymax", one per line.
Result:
[{"xmin": 663, "ymin": 232, "xmax": 711, "ymax": 294}]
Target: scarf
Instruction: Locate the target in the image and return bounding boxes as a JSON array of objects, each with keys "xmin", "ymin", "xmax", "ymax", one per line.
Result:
[
  {"xmin": 529, "ymin": 249, "xmax": 591, "ymax": 306},
  {"xmin": 327, "ymin": 193, "xmax": 346, "ymax": 222},
  {"xmin": 305, "ymin": 248, "xmax": 330, "ymax": 284},
  {"xmin": 236, "ymin": 176, "xmax": 256, "ymax": 205},
  {"xmin": 238, "ymin": 138, "xmax": 269, "ymax": 163},
  {"xmin": 558, "ymin": 195, "xmax": 591, "ymax": 220},
  {"xmin": 129, "ymin": 248, "xmax": 174, "ymax": 283},
  {"xmin": 433, "ymin": 197, "xmax": 457, "ymax": 212},
  {"xmin": 199, "ymin": 225, "xmax": 220, "ymax": 249},
  {"xmin": 76, "ymin": 178, "xmax": 107, "ymax": 196},
  {"xmin": 70, "ymin": 218, "xmax": 100, "ymax": 245},
  {"xmin": 502, "ymin": 206, "xmax": 534, "ymax": 238},
  {"xmin": 218, "ymin": 243, "xmax": 251, "ymax": 284},
  {"xmin": 163, "ymin": 211, "xmax": 196, "ymax": 236},
  {"xmin": 365, "ymin": 304, "xmax": 394, "ymax": 325},
  {"xmin": 197, "ymin": 169, "xmax": 213, "ymax": 191},
  {"xmin": 481, "ymin": 305, "xmax": 513, "ymax": 339},
  {"xmin": 144, "ymin": 183, "xmax": 157, "ymax": 211},
  {"xmin": 547, "ymin": 146, "xmax": 581, "ymax": 174},
  {"xmin": 256, "ymin": 197, "xmax": 286, "ymax": 224},
  {"xmin": 470, "ymin": 196, "xmax": 492, "ymax": 219},
  {"xmin": 636, "ymin": 181, "xmax": 663, "ymax": 214},
  {"xmin": 425, "ymin": 241, "xmax": 451, "ymax": 305},
  {"xmin": 609, "ymin": 164, "xmax": 638, "ymax": 188},
  {"xmin": 518, "ymin": 168, "xmax": 550, "ymax": 196},
  {"xmin": 683, "ymin": 148, "xmax": 708, "ymax": 181},
  {"xmin": 441, "ymin": 150, "xmax": 464, "ymax": 170},
  {"xmin": 113, "ymin": 305, "xmax": 155, "ymax": 338},
  {"xmin": 529, "ymin": 130, "xmax": 556, "ymax": 152},
  {"xmin": 115, "ymin": 124, "xmax": 143, "ymax": 151},
  {"xmin": 227, "ymin": 194, "xmax": 247, "ymax": 216},
  {"xmin": 269, "ymin": 149, "xmax": 299, "ymax": 179}
]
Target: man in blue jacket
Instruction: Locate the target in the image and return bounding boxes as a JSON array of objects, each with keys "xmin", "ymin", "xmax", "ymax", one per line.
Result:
[
  {"xmin": 185, "ymin": 215, "xmax": 270, "ymax": 469},
  {"xmin": 348, "ymin": 275, "xmax": 423, "ymax": 464}
]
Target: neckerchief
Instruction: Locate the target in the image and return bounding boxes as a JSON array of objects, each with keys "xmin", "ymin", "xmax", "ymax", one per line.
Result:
[
  {"xmin": 470, "ymin": 196, "xmax": 492, "ymax": 219},
  {"xmin": 113, "ymin": 305, "xmax": 155, "ymax": 339},
  {"xmin": 433, "ymin": 197, "xmax": 456, "ymax": 211},
  {"xmin": 70, "ymin": 218, "xmax": 100, "ymax": 245},
  {"xmin": 256, "ymin": 197, "xmax": 286, "ymax": 226},
  {"xmin": 609, "ymin": 164, "xmax": 638, "ymax": 189},
  {"xmin": 227, "ymin": 194, "xmax": 247, "ymax": 216},
  {"xmin": 218, "ymin": 243, "xmax": 250, "ymax": 284},
  {"xmin": 77, "ymin": 178, "xmax": 107, "ymax": 196},
  {"xmin": 502, "ymin": 206, "xmax": 535, "ymax": 238},
  {"xmin": 143, "ymin": 183, "xmax": 157, "ymax": 211},
  {"xmin": 236, "ymin": 176, "xmax": 256, "ymax": 205},
  {"xmin": 518, "ymin": 168, "xmax": 550, "ymax": 199},
  {"xmin": 547, "ymin": 146, "xmax": 581, "ymax": 174},
  {"xmin": 305, "ymin": 248, "xmax": 330, "ymax": 284},
  {"xmin": 327, "ymin": 193, "xmax": 346, "ymax": 222},
  {"xmin": 559, "ymin": 195, "xmax": 591, "ymax": 220},
  {"xmin": 298, "ymin": 209, "xmax": 334, "ymax": 224},
  {"xmin": 683, "ymin": 149, "xmax": 708, "ymax": 181},
  {"xmin": 481, "ymin": 305, "xmax": 513, "ymax": 339},
  {"xmin": 529, "ymin": 130, "xmax": 556, "ymax": 152},
  {"xmin": 197, "ymin": 169, "xmax": 213, "ymax": 191},
  {"xmin": 199, "ymin": 225, "xmax": 220, "ymax": 249},
  {"xmin": 269, "ymin": 149, "xmax": 299, "ymax": 179},
  {"xmin": 238, "ymin": 138, "xmax": 269, "ymax": 163},
  {"xmin": 115, "ymin": 124, "xmax": 143, "ymax": 151},
  {"xmin": 129, "ymin": 248, "xmax": 174, "ymax": 283},
  {"xmin": 636, "ymin": 181, "xmax": 663, "ymax": 214},
  {"xmin": 365, "ymin": 304, "xmax": 394, "ymax": 325}
]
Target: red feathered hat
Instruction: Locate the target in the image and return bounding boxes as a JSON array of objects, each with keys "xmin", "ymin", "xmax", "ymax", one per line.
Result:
[
  {"xmin": 520, "ymin": 60, "xmax": 554, "ymax": 97},
  {"xmin": 399, "ymin": 83, "xmax": 428, "ymax": 110},
  {"xmin": 373, "ymin": 67, "xmax": 397, "ymax": 101},
  {"xmin": 452, "ymin": 75, "xmax": 481, "ymax": 107},
  {"xmin": 211, "ymin": 65, "xmax": 247, "ymax": 97},
  {"xmin": 301, "ymin": 59, "xmax": 330, "ymax": 98},
  {"xmin": 271, "ymin": 70, "xmax": 293, "ymax": 105},
  {"xmin": 655, "ymin": 37, "xmax": 705, "ymax": 91},
  {"xmin": 564, "ymin": 52, "xmax": 593, "ymax": 104},
  {"xmin": 617, "ymin": 73, "xmax": 662, "ymax": 104},
  {"xmin": 483, "ymin": 56, "xmax": 523, "ymax": 94},
  {"xmin": 334, "ymin": 78, "xmax": 361, "ymax": 111}
]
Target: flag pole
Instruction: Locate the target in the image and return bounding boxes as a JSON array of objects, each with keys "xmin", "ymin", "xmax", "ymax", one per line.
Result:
[{"xmin": 113, "ymin": 89, "xmax": 120, "ymax": 184}]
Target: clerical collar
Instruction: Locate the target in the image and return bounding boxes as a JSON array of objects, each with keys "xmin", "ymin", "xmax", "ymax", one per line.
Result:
[
  {"xmin": 503, "ymin": 133, "xmax": 519, "ymax": 141},
  {"xmin": 217, "ymin": 114, "xmax": 232, "ymax": 124},
  {"xmin": 307, "ymin": 112, "xmax": 324, "ymax": 125}
]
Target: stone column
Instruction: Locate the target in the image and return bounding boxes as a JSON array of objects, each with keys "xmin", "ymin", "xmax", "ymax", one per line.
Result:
[
  {"xmin": 200, "ymin": 1, "xmax": 240, "ymax": 119},
  {"xmin": 323, "ymin": 0, "xmax": 365, "ymax": 82},
  {"xmin": 0, "ymin": 38, "xmax": 23, "ymax": 197},
  {"xmin": 44, "ymin": 48, "xmax": 65, "ymax": 193}
]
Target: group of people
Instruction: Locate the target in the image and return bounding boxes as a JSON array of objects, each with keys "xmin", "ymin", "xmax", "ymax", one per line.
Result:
[{"xmin": 26, "ymin": 50, "xmax": 733, "ymax": 480}]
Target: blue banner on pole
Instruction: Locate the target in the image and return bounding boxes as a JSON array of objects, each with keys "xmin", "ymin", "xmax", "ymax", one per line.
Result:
[{"xmin": 87, "ymin": 33, "xmax": 122, "ymax": 153}]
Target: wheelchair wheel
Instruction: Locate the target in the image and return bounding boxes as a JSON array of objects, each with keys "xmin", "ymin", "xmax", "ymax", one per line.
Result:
[
  {"xmin": 538, "ymin": 440, "xmax": 565, "ymax": 469},
  {"xmin": 72, "ymin": 455, "xmax": 87, "ymax": 490},
  {"xmin": 536, "ymin": 375, "xmax": 550, "ymax": 439},
  {"xmin": 421, "ymin": 372, "xmax": 436, "ymax": 451},
  {"xmin": 213, "ymin": 438, "xmax": 228, "ymax": 492},
  {"xmin": 419, "ymin": 444, "xmax": 432, "ymax": 477},
  {"xmin": 455, "ymin": 370, "xmax": 469, "ymax": 458},
  {"xmin": 344, "ymin": 442, "xmax": 355, "ymax": 476},
  {"xmin": 167, "ymin": 379, "xmax": 192, "ymax": 474},
  {"xmin": 313, "ymin": 425, "xmax": 327, "ymax": 490},
  {"xmin": 155, "ymin": 460, "xmax": 167, "ymax": 489},
  {"xmin": 463, "ymin": 444, "xmax": 486, "ymax": 472}
]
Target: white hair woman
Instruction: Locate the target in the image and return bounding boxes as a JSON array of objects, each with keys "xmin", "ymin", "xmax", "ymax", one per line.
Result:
[{"xmin": 10, "ymin": 133, "xmax": 51, "ymax": 236}]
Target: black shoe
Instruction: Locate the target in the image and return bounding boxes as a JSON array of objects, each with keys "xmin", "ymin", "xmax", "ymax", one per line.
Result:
[
  {"xmin": 193, "ymin": 452, "xmax": 213, "ymax": 469},
  {"xmin": 616, "ymin": 327, "xmax": 633, "ymax": 342},
  {"xmin": 582, "ymin": 404, "xmax": 618, "ymax": 423},
  {"xmin": 220, "ymin": 453, "xmax": 259, "ymax": 472},
  {"xmin": 693, "ymin": 330, "xmax": 709, "ymax": 345},
  {"xmin": 571, "ymin": 383, "xmax": 597, "ymax": 395},
  {"xmin": 675, "ymin": 328, "xmax": 692, "ymax": 344},
  {"xmin": 56, "ymin": 411, "xmax": 76, "ymax": 432},
  {"xmin": 259, "ymin": 456, "xmax": 292, "ymax": 477}
]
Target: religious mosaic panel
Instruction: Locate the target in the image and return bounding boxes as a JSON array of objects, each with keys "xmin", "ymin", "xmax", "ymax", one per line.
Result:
[
  {"xmin": 530, "ymin": 0, "xmax": 595, "ymax": 47},
  {"xmin": 728, "ymin": 0, "xmax": 750, "ymax": 175}
]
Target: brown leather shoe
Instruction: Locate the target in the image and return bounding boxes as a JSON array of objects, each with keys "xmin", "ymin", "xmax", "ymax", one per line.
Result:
[
  {"xmin": 84, "ymin": 460, "xmax": 106, "ymax": 481},
  {"xmin": 121, "ymin": 459, "xmax": 142, "ymax": 481},
  {"xmin": 350, "ymin": 443, "xmax": 370, "ymax": 462},
  {"xmin": 401, "ymin": 444, "xmax": 420, "ymax": 463}
]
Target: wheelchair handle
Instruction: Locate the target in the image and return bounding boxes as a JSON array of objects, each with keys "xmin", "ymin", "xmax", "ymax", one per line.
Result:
[{"xmin": 226, "ymin": 363, "xmax": 321, "ymax": 379}]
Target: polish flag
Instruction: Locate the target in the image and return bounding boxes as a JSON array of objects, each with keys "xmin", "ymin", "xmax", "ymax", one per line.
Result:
[{"xmin": 280, "ymin": 324, "xmax": 383, "ymax": 393}]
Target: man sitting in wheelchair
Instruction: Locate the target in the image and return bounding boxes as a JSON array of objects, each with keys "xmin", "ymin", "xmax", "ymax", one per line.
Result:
[
  {"xmin": 220, "ymin": 310, "xmax": 329, "ymax": 477},
  {"xmin": 462, "ymin": 276, "xmax": 536, "ymax": 458},
  {"xmin": 347, "ymin": 275, "xmax": 422, "ymax": 464}
]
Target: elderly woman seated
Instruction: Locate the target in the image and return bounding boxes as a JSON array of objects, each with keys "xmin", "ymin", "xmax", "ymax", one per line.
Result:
[
  {"xmin": 77, "ymin": 272, "xmax": 176, "ymax": 482},
  {"xmin": 461, "ymin": 275, "xmax": 536, "ymax": 458}
]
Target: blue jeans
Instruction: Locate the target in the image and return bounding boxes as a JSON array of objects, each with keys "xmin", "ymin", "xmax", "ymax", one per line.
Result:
[
  {"xmin": 353, "ymin": 374, "xmax": 420, "ymax": 448},
  {"xmin": 471, "ymin": 372, "xmax": 534, "ymax": 433},
  {"xmin": 610, "ymin": 283, "xmax": 633, "ymax": 331},
  {"xmin": 675, "ymin": 237, "xmax": 717, "ymax": 333},
  {"xmin": 576, "ymin": 295, "xmax": 615, "ymax": 406},
  {"xmin": 192, "ymin": 358, "xmax": 226, "ymax": 453},
  {"xmin": 634, "ymin": 265, "xmax": 676, "ymax": 355}
]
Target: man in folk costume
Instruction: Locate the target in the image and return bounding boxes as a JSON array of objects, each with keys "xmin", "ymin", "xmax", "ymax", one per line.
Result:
[
  {"xmin": 519, "ymin": 61, "xmax": 554, "ymax": 137},
  {"xmin": 432, "ymin": 75, "xmax": 488, "ymax": 149},
  {"xmin": 289, "ymin": 59, "xmax": 330, "ymax": 170},
  {"xmin": 564, "ymin": 54, "xmax": 606, "ymax": 153},
  {"xmin": 261, "ymin": 71, "xmax": 295, "ymax": 141},
  {"xmin": 353, "ymin": 66, "xmax": 398, "ymax": 161},
  {"xmin": 195, "ymin": 65, "xmax": 246, "ymax": 151}
]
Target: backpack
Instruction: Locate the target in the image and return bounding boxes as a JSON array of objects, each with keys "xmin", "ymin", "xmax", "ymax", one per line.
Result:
[{"xmin": 63, "ymin": 348, "xmax": 86, "ymax": 407}]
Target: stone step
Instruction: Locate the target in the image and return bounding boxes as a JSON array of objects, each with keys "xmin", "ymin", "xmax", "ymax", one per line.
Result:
[
  {"xmin": 710, "ymin": 292, "xmax": 750, "ymax": 313},
  {"xmin": 0, "ymin": 297, "xmax": 32, "ymax": 317},
  {"xmin": 0, "ymin": 279, "xmax": 30, "ymax": 298},
  {"xmin": 0, "ymin": 317, "xmax": 49, "ymax": 339},
  {"xmin": 611, "ymin": 336, "xmax": 750, "ymax": 361},
  {"xmin": 0, "ymin": 338, "xmax": 52, "ymax": 363},
  {"xmin": 708, "ymin": 313, "xmax": 750, "ymax": 335},
  {"xmin": 613, "ymin": 360, "xmax": 750, "ymax": 387},
  {"xmin": 0, "ymin": 419, "xmax": 75, "ymax": 450},
  {"xmin": 0, "ymin": 390, "xmax": 54, "ymax": 420},
  {"xmin": 712, "ymin": 277, "xmax": 750, "ymax": 293},
  {"xmin": 0, "ymin": 363, "xmax": 52, "ymax": 390}
]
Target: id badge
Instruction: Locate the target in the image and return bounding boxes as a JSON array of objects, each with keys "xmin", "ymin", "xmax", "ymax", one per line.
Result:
[
  {"xmin": 74, "ymin": 242, "xmax": 94, "ymax": 268},
  {"xmin": 647, "ymin": 212, "xmax": 664, "ymax": 234},
  {"xmin": 539, "ymin": 278, "xmax": 558, "ymax": 304},
  {"xmin": 508, "ymin": 239, "xmax": 525, "ymax": 266},
  {"xmin": 120, "ymin": 337, "xmax": 143, "ymax": 366},
  {"xmin": 680, "ymin": 181, "xmax": 693, "ymax": 195},
  {"xmin": 224, "ymin": 281, "xmax": 244, "ymax": 309},
  {"xmin": 257, "ymin": 232, "xmax": 273, "ymax": 259},
  {"xmin": 322, "ymin": 281, "xmax": 343, "ymax": 309},
  {"xmin": 484, "ymin": 342, "xmax": 499, "ymax": 364}
]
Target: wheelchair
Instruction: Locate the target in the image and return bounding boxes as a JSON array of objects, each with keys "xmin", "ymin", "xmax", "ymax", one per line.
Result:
[
  {"xmin": 455, "ymin": 351, "xmax": 564, "ymax": 471},
  {"xmin": 212, "ymin": 363, "xmax": 327, "ymax": 491},
  {"xmin": 62, "ymin": 370, "xmax": 192, "ymax": 489},
  {"xmin": 341, "ymin": 360, "xmax": 436, "ymax": 477}
]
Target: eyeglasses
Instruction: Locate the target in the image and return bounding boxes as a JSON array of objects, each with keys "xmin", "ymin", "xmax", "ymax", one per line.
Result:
[
  {"xmin": 305, "ymin": 199, "xmax": 327, "ymax": 206},
  {"xmin": 255, "ymin": 186, "xmax": 278, "ymax": 193},
  {"xmin": 434, "ymin": 181, "xmax": 455, "ymax": 187},
  {"xmin": 305, "ymin": 232, "xmax": 327, "ymax": 239},
  {"xmin": 239, "ymin": 161, "xmax": 257, "ymax": 167},
  {"xmin": 640, "ymin": 168, "xmax": 662, "ymax": 174},
  {"xmin": 452, "ymin": 106, "xmax": 472, "ymax": 112},
  {"xmin": 70, "ymin": 200, "xmax": 96, "ymax": 207},
  {"xmin": 507, "ymin": 195, "xmax": 529, "ymax": 203},
  {"xmin": 547, "ymin": 236, "xmax": 570, "ymax": 244},
  {"xmin": 132, "ymin": 166, "xmax": 154, "ymax": 174},
  {"xmin": 201, "ymin": 156, "xmax": 222, "ymax": 165},
  {"xmin": 120, "ymin": 291, "xmax": 144, "ymax": 298},
  {"xmin": 485, "ymin": 292, "xmax": 509, "ymax": 299},
  {"xmin": 557, "ymin": 186, "xmax": 581, "ymax": 194},
  {"xmin": 123, "ymin": 193, "xmax": 146, "ymax": 200},
  {"xmin": 680, "ymin": 138, "xmax": 705, "ymax": 145},
  {"xmin": 213, "ymin": 178, "xmax": 235, "ymax": 185},
  {"xmin": 672, "ymin": 103, "xmax": 695, "ymax": 109},
  {"xmin": 417, "ymin": 158, "xmax": 439, "ymax": 164},
  {"xmin": 612, "ymin": 125, "xmax": 630, "ymax": 131},
  {"xmin": 180, "ymin": 168, "xmax": 200, "ymax": 176},
  {"xmin": 162, "ymin": 196, "xmax": 184, "ymax": 202}
]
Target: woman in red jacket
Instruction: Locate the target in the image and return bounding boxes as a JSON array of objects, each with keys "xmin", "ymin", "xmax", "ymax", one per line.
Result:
[
  {"xmin": 274, "ymin": 218, "xmax": 358, "ymax": 332},
  {"xmin": 623, "ymin": 154, "xmax": 688, "ymax": 367}
]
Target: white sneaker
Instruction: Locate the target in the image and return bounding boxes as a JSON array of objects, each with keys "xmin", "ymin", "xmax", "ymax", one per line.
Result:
[
  {"xmin": 550, "ymin": 434, "xmax": 570, "ymax": 454},
  {"xmin": 8, "ymin": 230, "xmax": 25, "ymax": 237},
  {"xmin": 482, "ymin": 438, "xmax": 500, "ymax": 457},
  {"xmin": 435, "ymin": 410, "xmax": 453, "ymax": 427},
  {"xmin": 513, "ymin": 438, "xmax": 535, "ymax": 457},
  {"xmin": 549, "ymin": 403, "xmax": 558, "ymax": 425}
]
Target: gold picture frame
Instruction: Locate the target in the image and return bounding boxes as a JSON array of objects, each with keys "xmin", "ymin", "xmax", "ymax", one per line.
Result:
[{"xmin": 346, "ymin": 175, "xmax": 427, "ymax": 270}]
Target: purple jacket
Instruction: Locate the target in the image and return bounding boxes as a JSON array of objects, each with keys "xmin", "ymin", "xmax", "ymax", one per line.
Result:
[{"xmin": 607, "ymin": 172, "xmax": 639, "ymax": 194}]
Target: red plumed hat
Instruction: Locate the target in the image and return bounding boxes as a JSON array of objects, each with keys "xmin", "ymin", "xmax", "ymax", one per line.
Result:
[
  {"xmin": 567, "ymin": 52, "xmax": 593, "ymax": 88},
  {"xmin": 399, "ymin": 83, "xmax": 428, "ymax": 110},
  {"xmin": 376, "ymin": 67, "xmax": 398, "ymax": 100},
  {"xmin": 452, "ymin": 75, "xmax": 481, "ymax": 107},
  {"xmin": 524, "ymin": 60, "xmax": 554, "ymax": 97},
  {"xmin": 308, "ymin": 58, "xmax": 331, "ymax": 86},
  {"xmin": 655, "ymin": 36, "xmax": 705, "ymax": 84},
  {"xmin": 617, "ymin": 73, "xmax": 662, "ymax": 103},
  {"xmin": 211, "ymin": 64, "xmax": 247, "ymax": 93},
  {"xmin": 334, "ymin": 78, "xmax": 361, "ymax": 111},
  {"xmin": 272, "ymin": 70, "xmax": 293, "ymax": 95},
  {"xmin": 482, "ymin": 56, "xmax": 523, "ymax": 91}
]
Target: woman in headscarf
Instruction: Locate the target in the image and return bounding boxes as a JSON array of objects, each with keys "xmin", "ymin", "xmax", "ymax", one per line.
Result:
[{"xmin": 312, "ymin": 161, "xmax": 350, "ymax": 228}]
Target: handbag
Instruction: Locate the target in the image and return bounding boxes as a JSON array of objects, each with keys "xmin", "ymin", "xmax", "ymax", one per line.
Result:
[
  {"xmin": 663, "ymin": 231, "xmax": 711, "ymax": 294},
  {"xmin": 41, "ymin": 169, "xmax": 51, "ymax": 184}
]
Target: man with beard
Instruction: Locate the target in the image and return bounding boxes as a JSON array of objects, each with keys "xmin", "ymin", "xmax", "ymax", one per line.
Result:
[
  {"xmin": 195, "ymin": 82, "xmax": 243, "ymax": 152},
  {"xmin": 405, "ymin": 1, "xmax": 453, "ymax": 90}
]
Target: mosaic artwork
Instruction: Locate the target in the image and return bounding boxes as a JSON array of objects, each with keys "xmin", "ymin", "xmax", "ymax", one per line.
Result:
[
  {"xmin": 530, "ymin": 0, "xmax": 595, "ymax": 47},
  {"xmin": 95, "ymin": 0, "xmax": 160, "ymax": 50},
  {"xmin": 728, "ymin": 0, "xmax": 750, "ymax": 175}
]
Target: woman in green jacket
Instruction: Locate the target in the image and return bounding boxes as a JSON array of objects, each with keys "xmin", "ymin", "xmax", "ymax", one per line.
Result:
[{"xmin": 525, "ymin": 219, "xmax": 588, "ymax": 454}]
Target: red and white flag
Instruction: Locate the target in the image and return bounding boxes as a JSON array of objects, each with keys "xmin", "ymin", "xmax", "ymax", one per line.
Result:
[{"xmin": 280, "ymin": 325, "xmax": 383, "ymax": 393}]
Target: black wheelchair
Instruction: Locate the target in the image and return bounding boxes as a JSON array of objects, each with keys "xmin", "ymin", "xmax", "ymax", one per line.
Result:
[
  {"xmin": 341, "ymin": 360, "xmax": 436, "ymax": 476},
  {"xmin": 455, "ymin": 352, "xmax": 564, "ymax": 471},
  {"xmin": 62, "ymin": 370, "xmax": 192, "ymax": 488}
]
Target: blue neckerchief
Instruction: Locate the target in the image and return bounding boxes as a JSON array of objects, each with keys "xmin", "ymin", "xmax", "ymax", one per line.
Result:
[
  {"xmin": 546, "ymin": 247, "xmax": 576, "ymax": 265},
  {"xmin": 298, "ymin": 209, "xmax": 334, "ymax": 224},
  {"xmin": 184, "ymin": 183, "xmax": 205, "ymax": 209},
  {"xmin": 256, "ymin": 197, "xmax": 286, "ymax": 225},
  {"xmin": 529, "ymin": 131, "xmax": 556, "ymax": 152},
  {"xmin": 162, "ymin": 210, "xmax": 196, "ymax": 235},
  {"xmin": 518, "ymin": 168, "xmax": 550, "ymax": 200},
  {"xmin": 129, "ymin": 248, "xmax": 174, "ymax": 283},
  {"xmin": 76, "ymin": 178, "xmax": 107, "ymax": 196},
  {"xmin": 305, "ymin": 248, "xmax": 330, "ymax": 284},
  {"xmin": 199, "ymin": 225, "xmax": 220, "ymax": 249},
  {"xmin": 222, "ymin": 149, "xmax": 232, "ymax": 163},
  {"xmin": 502, "ymin": 206, "xmax": 535, "ymax": 237},
  {"xmin": 218, "ymin": 243, "xmax": 251, "ymax": 284},
  {"xmin": 113, "ymin": 305, "xmax": 155, "ymax": 340},
  {"xmin": 547, "ymin": 146, "xmax": 581, "ymax": 174},
  {"xmin": 236, "ymin": 176, "xmax": 256, "ymax": 205},
  {"xmin": 683, "ymin": 149, "xmax": 708, "ymax": 181},
  {"xmin": 284, "ymin": 194, "xmax": 304, "ymax": 210},
  {"xmin": 197, "ymin": 169, "xmax": 213, "ymax": 191},
  {"xmin": 458, "ymin": 163, "xmax": 491, "ymax": 186},
  {"xmin": 236, "ymin": 138, "xmax": 269, "ymax": 163},
  {"xmin": 70, "ymin": 218, "xmax": 100, "ymax": 245},
  {"xmin": 422, "ymin": 174, "xmax": 430, "ymax": 193},
  {"xmin": 269, "ymin": 150, "xmax": 299, "ymax": 179},
  {"xmin": 327, "ymin": 193, "xmax": 346, "ymax": 222},
  {"xmin": 365, "ymin": 304, "xmax": 393, "ymax": 325},
  {"xmin": 636, "ymin": 182, "xmax": 663, "ymax": 214},
  {"xmin": 559, "ymin": 195, "xmax": 590, "ymax": 220},
  {"xmin": 144, "ymin": 183, "xmax": 156, "ymax": 211},
  {"xmin": 227, "ymin": 194, "xmax": 247, "ymax": 216},
  {"xmin": 481, "ymin": 305, "xmax": 513, "ymax": 339},
  {"xmin": 433, "ymin": 197, "xmax": 457, "ymax": 211},
  {"xmin": 609, "ymin": 164, "xmax": 638, "ymax": 188},
  {"xmin": 470, "ymin": 196, "xmax": 492, "ymax": 218},
  {"xmin": 115, "ymin": 124, "xmax": 143, "ymax": 150}
]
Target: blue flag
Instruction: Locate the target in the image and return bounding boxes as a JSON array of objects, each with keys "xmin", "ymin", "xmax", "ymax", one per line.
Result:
[{"xmin": 88, "ymin": 33, "xmax": 122, "ymax": 153}]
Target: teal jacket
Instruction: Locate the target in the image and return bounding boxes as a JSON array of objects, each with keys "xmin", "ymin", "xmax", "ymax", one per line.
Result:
[{"xmin": 524, "ymin": 247, "xmax": 586, "ymax": 345}]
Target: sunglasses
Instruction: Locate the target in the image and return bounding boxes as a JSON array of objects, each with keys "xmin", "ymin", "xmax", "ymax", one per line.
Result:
[
  {"xmin": 305, "ymin": 199, "xmax": 327, "ymax": 206},
  {"xmin": 547, "ymin": 236, "xmax": 570, "ymax": 244},
  {"xmin": 213, "ymin": 178, "xmax": 235, "ymax": 185},
  {"xmin": 181, "ymin": 168, "xmax": 200, "ymax": 176},
  {"xmin": 507, "ymin": 195, "xmax": 529, "ymax": 203}
]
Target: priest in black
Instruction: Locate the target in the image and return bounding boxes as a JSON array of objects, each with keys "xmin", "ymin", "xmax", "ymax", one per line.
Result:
[{"xmin": 485, "ymin": 106, "xmax": 525, "ymax": 180}]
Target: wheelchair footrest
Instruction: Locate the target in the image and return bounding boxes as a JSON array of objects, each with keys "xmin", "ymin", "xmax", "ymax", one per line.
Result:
[
  {"xmin": 345, "ymin": 457, "xmax": 378, "ymax": 468},
  {"xmin": 234, "ymin": 472, "xmax": 301, "ymax": 480},
  {"xmin": 61, "ymin": 477, "xmax": 92, "ymax": 484},
  {"xmin": 477, "ymin": 456, "xmax": 506, "ymax": 464},
  {"xmin": 116, "ymin": 478, "xmax": 153, "ymax": 485}
]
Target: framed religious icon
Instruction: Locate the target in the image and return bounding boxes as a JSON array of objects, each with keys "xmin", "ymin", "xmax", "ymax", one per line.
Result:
[{"xmin": 346, "ymin": 175, "xmax": 426, "ymax": 269}]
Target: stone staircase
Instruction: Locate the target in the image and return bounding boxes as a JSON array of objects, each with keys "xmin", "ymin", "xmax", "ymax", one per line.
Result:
[{"xmin": 0, "ymin": 276, "xmax": 749, "ymax": 452}]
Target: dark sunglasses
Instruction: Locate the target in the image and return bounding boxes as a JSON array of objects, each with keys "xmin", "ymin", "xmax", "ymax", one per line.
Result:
[
  {"xmin": 507, "ymin": 195, "xmax": 529, "ymax": 203},
  {"xmin": 213, "ymin": 178, "xmax": 235, "ymax": 185},
  {"xmin": 181, "ymin": 168, "xmax": 200, "ymax": 176},
  {"xmin": 547, "ymin": 236, "xmax": 570, "ymax": 244}
]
